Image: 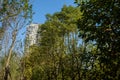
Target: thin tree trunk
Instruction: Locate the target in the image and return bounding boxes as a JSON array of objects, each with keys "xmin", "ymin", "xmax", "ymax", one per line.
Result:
[{"xmin": 4, "ymin": 30, "xmax": 17, "ymax": 80}]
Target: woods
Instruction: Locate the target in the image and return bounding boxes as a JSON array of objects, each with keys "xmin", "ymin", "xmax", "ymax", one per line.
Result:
[{"xmin": 0, "ymin": 0, "xmax": 120, "ymax": 80}]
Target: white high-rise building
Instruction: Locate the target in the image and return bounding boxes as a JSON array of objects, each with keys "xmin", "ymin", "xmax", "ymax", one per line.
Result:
[{"xmin": 25, "ymin": 23, "xmax": 39, "ymax": 53}]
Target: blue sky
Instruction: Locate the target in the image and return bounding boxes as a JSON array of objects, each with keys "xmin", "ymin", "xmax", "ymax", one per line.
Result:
[{"xmin": 32, "ymin": 0, "xmax": 76, "ymax": 24}]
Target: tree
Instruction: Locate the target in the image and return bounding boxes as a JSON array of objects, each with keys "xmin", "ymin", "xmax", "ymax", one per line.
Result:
[
  {"xmin": 0, "ymin": 52, "xmax": 21, "ymax": 80},
  {"xmin": 0, "ymin": 0, "xmax": 32, "ymax": 42},
  {"xmin": 0, "ymin": 1, "xmax": 32, "ymax": 79},
  {"xmin": 0, "ymin": 0, "xmax": 32, "ymax": 21},
  {"xmin": 23, "ymin": 5, "xmax": 83, "ymax": 80},
  {"xmin": 0, "ymin": 27, "xmax": 4, "ymax": 39},
  {"xmin": 76, "ymin": 0, "xmax": 120, "ymax": 79}
]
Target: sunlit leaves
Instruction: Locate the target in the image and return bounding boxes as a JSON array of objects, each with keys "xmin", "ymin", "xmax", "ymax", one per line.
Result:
[{"xmin": 0, "ymin": 0, "xmax": 32, "ymax": 21}]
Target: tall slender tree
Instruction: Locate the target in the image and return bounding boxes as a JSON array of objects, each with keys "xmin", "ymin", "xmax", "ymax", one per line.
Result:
[{"xmin": 0, "ymin": 0, "xmax": 32, "ymax": 80}]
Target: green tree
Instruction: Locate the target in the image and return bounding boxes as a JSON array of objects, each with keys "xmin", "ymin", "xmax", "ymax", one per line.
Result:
[
  {"xmin": 76, "ymin": 0, "xmax": 120, "ymax": 79},
  {"xmin": 0, "ymin": 27, "xmax": 4, "ymax": 39},
  {"xmin": 0, "ymin": 0, "xmax": 32, "ymax": 21},
  {"xmin": 0, "ymin": 1, "xmax": 32, "ymax": 79},
  {"xmin": 23, "ymin": 5, "xmax": 83, "ymax": 80},
  {"xmin": 0, "ymin": 0, "xmax": 32, "ymax": 43},
  {"xmin": 0, "ymin": 52, "xmax": 21, "ymax": 80}
]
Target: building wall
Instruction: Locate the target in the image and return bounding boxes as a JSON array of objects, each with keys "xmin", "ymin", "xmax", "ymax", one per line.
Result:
[{"xmin": 25, "ymin": 23, "xmax": 39, "ymax": 53}]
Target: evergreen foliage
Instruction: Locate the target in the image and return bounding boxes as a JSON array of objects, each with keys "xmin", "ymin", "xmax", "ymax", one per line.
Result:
[{"xmin": 1, "ymin": 0, "xmax": 120, "ymax": 80}]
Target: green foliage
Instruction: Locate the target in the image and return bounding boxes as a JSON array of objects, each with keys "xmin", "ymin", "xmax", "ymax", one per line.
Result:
[
  {"xmin": 0, "ymin": 1, "xmax": 32, "ymax": 80},
  {"xmin": 23, "ymin": 5, "xmax": 84, "ymax": 80},
  {"xmin": 0, "ymin": 27, "xmax": 4, "ymax": 39},
  {"xmin": 0, "ymin": 0, "xmax": 32, "ymax": 22},
  {"xmin": 23, "ymin": 0, "xmax": 120, "ymax": 79},
  {"xmin": 0, "ymin": 52, "xmax": 21, "ymax": 80},
  {"xmin": 76, "ymin": 0, "xmax": 120, "ymax": 79}
]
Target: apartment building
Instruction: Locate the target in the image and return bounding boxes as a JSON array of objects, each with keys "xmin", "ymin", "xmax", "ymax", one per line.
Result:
[{"xmin": 25, "ymin": 23, "xmax": 39, "ymax": 53}]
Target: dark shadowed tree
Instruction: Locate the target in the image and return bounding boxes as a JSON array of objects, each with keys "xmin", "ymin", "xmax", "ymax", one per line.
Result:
[{"xmin": 75, "ymin": 0, "xmax": 120, "ymax": 79}]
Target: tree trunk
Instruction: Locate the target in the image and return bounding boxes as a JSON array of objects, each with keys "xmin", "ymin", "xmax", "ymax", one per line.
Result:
[{"xmin": 4, "ymin": 30, "xmax": 16, "ymax": 80}]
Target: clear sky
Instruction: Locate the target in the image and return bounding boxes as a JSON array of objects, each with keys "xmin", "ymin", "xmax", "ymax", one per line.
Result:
[{"xmin": 32, "ymin": 0, "xmax": 76, "ymax": 24}]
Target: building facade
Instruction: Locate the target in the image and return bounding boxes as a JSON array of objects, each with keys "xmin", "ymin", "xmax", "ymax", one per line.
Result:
[{"xmin": 25, "ymin": 23, "xmax": 39, "ymax": 53}]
